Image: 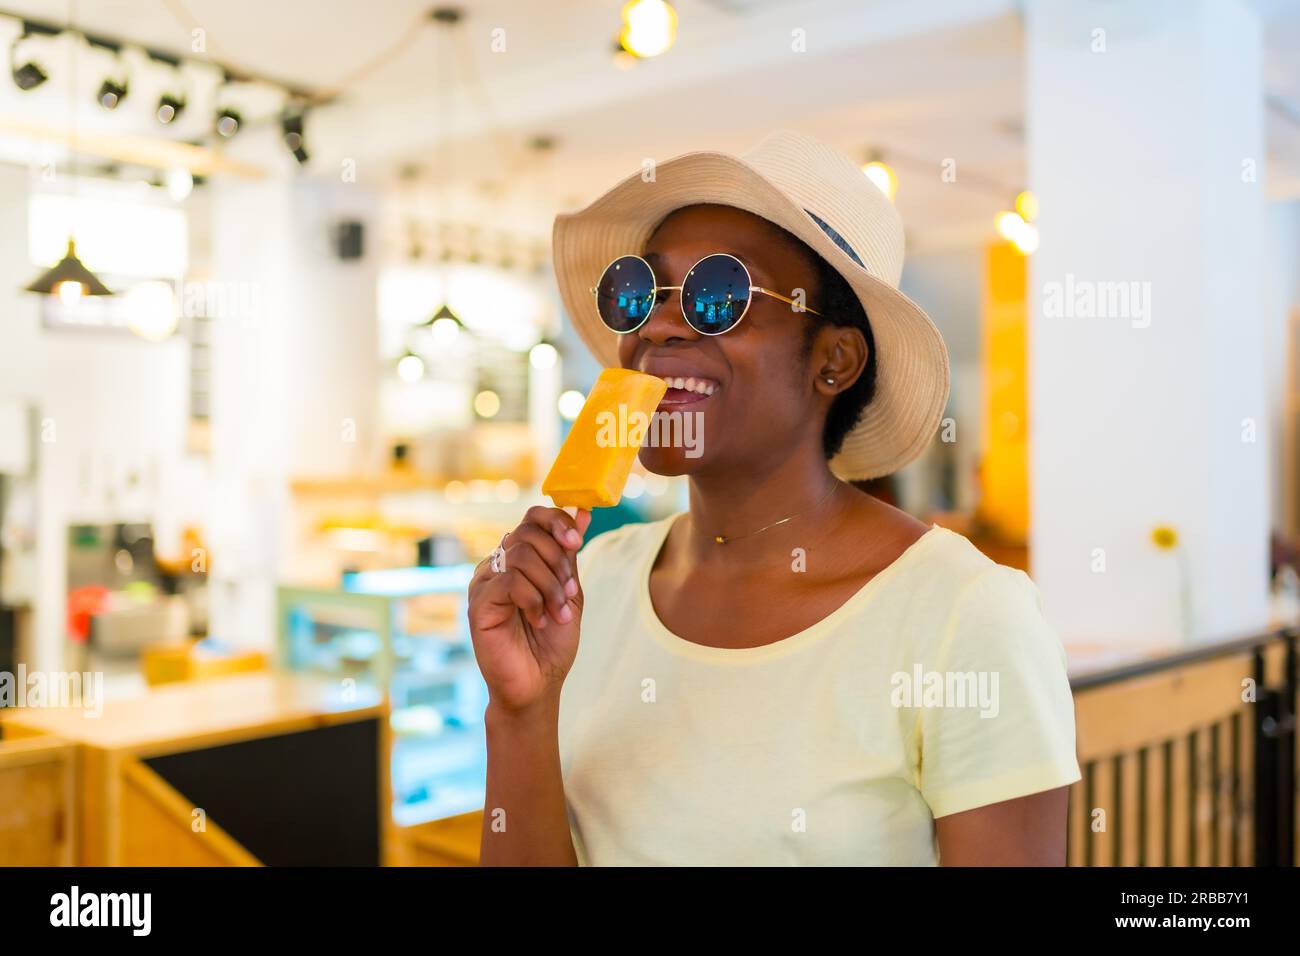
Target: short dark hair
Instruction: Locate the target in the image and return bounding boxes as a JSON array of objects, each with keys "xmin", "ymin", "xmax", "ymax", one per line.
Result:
[{"xmin": 800, "ymin": 249, "xmax": 877, "ymax": 460}]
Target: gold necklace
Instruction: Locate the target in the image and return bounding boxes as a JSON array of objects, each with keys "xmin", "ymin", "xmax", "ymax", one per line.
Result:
[{"xmin": 707, "ymin": 482, "xmax": 842, "ymax": 544}]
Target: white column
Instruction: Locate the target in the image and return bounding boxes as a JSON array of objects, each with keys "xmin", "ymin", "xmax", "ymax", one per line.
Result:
[
  {"xmin": 1026, "ymin": 0, "xmax": 1269, "ymax": 646},
  {"xmin": 207, "ymin": 175, "xmax": 379, "ymax": 650}
]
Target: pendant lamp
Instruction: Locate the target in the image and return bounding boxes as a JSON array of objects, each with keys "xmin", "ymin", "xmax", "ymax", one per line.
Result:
[
  {"xmin": 26, "ymin": 237, "xmax": 113, "ymax": 299},
  {"xmin": 24, "ymin": 0, "xmax": 113, "ymax": 300}
]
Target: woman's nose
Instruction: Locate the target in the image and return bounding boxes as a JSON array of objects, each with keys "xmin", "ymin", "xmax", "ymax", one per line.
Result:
[{"xmin": 638, "ymin": 289, "xmax": 699, "ymax": 345}]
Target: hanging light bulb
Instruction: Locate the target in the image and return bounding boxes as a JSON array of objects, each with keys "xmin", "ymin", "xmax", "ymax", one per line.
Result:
[
  {"xmin": 22, "ymin": 13, "xmax": 113, "ymax": 301},
  {"xmin": 420, "ymin": 302, "xmax": 465, "ymax": 348},
  {"xmin": 127, "ymin": 280, "xmax": 179, "ymax": 341},
  {"xmin": 557, "ymin": 390, "xmax": 585, "ymax": 420},
  {"xmin": 996, "ymin": 211, "xmax": 1025, "ymax": 241},
  {"xmin": 26, "ymin": 238, "xmax": 113, "ymax": 297},
  {"xmin": 396, "ymin": 351, "xmax": 426, "ymax": 383},
  {"xmin": 620, "ymin": 0, "xmax": 677, "ymax": 58},
  {"xmin": 862, "ymin": 158, "xmax": 898, "ymax": 201},
  {"xmin": 474, "ymin": 390, "xmax": 501, "ymax": 418},
  {"xmin": 529, "ymin": 341, "xmax": 559, "ymax": 369}
]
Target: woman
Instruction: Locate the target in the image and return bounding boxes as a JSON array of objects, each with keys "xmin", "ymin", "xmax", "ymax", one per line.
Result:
[{"xmin": 468, "ymin": 130, "xmax": 1080, "ymax": 865}]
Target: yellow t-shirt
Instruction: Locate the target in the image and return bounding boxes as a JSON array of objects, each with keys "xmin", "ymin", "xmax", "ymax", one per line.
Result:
[{"xmin": 557, "ymin": 514, "xmax": 1082, "ymax": 866}]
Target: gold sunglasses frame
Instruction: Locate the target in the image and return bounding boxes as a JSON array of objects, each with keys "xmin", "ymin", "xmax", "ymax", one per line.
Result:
[{"xmin": 588, "ymin": 252, "xmax": 821, "ymax": 336}]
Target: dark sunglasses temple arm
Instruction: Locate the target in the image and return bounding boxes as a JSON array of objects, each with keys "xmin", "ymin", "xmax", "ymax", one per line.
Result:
[{"xmin": 751, "ymin": 286, "xmax": 820, "ymax": 316}]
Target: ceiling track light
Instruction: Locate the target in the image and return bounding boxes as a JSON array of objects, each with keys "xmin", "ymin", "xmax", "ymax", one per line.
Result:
[
  {"xmin": 2, "ymin": 14, "xmax": 326, "ymax": 150},
  {"xmin": 215, "ymin": 106, "xmax": 241, "ymax": 137},
  {"xmin": 146, "ymin": 50, "xmax": 186, "ymax": 125},
  {"xmin": 281, "ymin": 108, "xmax": 309, "ymax": 165},
  {"xmin": 156, "ymin": 92, "xmax": 185, "ymax": 124},
  {"xmin": 97, "ymin": 76, "xmax": 127, "ymax": 110},
  {"xmin": 10, "ymin": 20, "xmax": 59, "ymax": 91},
  {"xmin": 85, "ymin": 35, "xmax": 129, "ymax": 110},
  {"xmin": 11, "ymin": 52, "xmax": 46, "ymax": 90},
  {"xmin": 10, "ymin": 23, "xmax": 54, "ymax": 91}
]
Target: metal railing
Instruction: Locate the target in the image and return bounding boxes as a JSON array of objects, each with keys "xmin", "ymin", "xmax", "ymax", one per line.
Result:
[{"xmin": 1067, "ymin": 629, "xmax": 1297, "ymax": 867}]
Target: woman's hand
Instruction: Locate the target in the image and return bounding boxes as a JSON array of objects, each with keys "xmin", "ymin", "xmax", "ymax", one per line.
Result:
[{"xmin": 468, "ymin": 506, "xmax": 592, "ymax": 714}]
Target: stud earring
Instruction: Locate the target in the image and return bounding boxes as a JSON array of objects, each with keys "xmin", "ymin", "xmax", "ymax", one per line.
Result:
[{"xmin": 824, "ymin": 377, "xmax": 835, "ymax": 385}]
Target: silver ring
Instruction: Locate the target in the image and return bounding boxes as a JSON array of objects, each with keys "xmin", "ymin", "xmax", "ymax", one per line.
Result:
[{"xmin": 489, "ymin": 534, "xmax": 508, "ymax": 573}]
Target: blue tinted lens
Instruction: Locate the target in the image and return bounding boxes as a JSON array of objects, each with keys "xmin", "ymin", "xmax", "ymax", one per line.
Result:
[
  {"xmin": 596, "ymin": 256, "xmax": 656, "ymax": 332},
  {"xmin": 681, "ymin": 254, "xmax": 751, "ymax": 334}
]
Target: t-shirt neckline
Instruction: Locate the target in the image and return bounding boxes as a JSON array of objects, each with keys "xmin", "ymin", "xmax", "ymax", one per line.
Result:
[{"xmin": 638, "ymin": 512, "xmax": 947, "ymax": 664}]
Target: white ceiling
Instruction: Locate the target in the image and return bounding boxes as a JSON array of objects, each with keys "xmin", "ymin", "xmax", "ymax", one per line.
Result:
[{"xmin": 2, "ymin": 0, "xmax": 1299, "ymax": 252}]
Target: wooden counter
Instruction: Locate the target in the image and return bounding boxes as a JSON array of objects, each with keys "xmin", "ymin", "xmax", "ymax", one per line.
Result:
[{"xmin": 1, "ymin": 672, "xmax": 389, "ymax": 866}]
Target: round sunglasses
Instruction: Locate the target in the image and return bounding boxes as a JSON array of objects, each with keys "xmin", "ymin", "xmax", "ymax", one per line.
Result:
[{"xmin": 589, "ymin": 252, "xmax": 821, "ymax": 336}]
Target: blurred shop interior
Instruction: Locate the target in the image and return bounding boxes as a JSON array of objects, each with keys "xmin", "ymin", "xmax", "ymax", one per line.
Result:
[{"xmin": 2, "ymin": 0, "xmax": 1300, "ymax": 866}]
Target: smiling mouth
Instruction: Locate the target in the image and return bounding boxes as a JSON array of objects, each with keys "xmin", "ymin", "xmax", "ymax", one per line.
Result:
[{"xmin": 656, "ymin": 375, "xmax": 719, "ymax": 408}]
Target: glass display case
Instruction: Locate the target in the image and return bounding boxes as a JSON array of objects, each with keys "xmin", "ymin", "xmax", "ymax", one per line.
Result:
[{"xmin": 276, "ymin": 564, "xmax": 485, "ymax": 826}]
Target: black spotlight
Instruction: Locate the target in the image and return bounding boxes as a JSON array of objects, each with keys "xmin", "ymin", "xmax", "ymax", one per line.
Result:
[
  {"xmin": 215, "ymin": 107, "xmax": 241, "ymax": 137},
  {"xmin": 281, "ymin": 110, "xmax": 308, "ymax": 165},
  {"xmin": 10, "ymin": 24, "xmax": 53, "ymax": 91},
  {"xmin": 11, "ymin": 43, "xmax": 47, "ymax": 90},
  {"xmin": 97, "ymin": 77, "xmax": 127, "ymax": 110},
  {"xmin": 156, "ymin": 93, "xmax": 185, "ymax": 124}
]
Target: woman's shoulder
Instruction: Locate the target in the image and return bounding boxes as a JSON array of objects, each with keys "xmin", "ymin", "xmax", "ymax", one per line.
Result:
[
  {"xmin": 907, "ymin": 527, "xmax": 1066, "ymax": 672},
  {"xmin": 875, "ymin": 522, "xmax": 1055, "ymax": 650},
  {"xmin": 912, "ymin": 526, "xmax": 1046, "ymax": 616},
  {"xmin": 918, "ymin": 524, "xmax": 1013, "ymax": 584}
]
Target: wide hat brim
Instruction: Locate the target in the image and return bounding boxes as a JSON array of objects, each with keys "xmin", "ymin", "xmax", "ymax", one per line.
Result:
[{"xmin": 552, "ymin": 143, "xmax": 950, "ymax": 481}]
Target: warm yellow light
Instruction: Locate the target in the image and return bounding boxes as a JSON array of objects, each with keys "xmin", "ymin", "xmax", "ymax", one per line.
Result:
[
  {"xmin": 430, "ymin": 316, "xmax": 460, "ymax": 347},
  {"xmin": 397, "ymin": 353, "xmax": 425, "ymax": 383},
  {"xmin": 1015, "ymin": 190, "xmax": 1039, "ymax": 222},
  {"xmin": 444, "ymin": 480, "xmax": 467, "ymax": 503},
  {"xmin": 862, "ymin": 160, "xmax": 898, "ymax": 201},
  {"xmin": 557, "ymin": 389, "xmax": 585, "ymax": 420},
  {"xmin": 996, "ymin": 211, "xmax": 1038, "ymax": 256},
  {"xmin": 1011, "ymin": 222, "xmax": 1039, "ymax": 255},
  {"xmin": 496, "ymin": 479, "xmax": 519, "ymax": 502},
  {"xmin": 126, "ymin": 281, "xmax": 179, "ymax": 341},
  {"xmin": 529, "ymin": 342, "xmax": 558, "ymax": 369},
  {"xmin": 56, "ymin": 280, "xmax": 85, "ymax": 305},
  {"xmin": 996, "ymin": 211, "xmax": 1024, "ymax": 240},
  {"xmin": 620, "ymin": 0, "xmax": 677, "ymax": 58},
  {"xmin": 474, "ymin": 389, "xmax": 501, "ymax": 418}
]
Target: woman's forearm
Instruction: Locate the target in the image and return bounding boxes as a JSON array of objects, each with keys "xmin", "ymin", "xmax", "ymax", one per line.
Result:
[{"xmin": 479, "ymin": 694, "xmax": 578, "ymax": 866}]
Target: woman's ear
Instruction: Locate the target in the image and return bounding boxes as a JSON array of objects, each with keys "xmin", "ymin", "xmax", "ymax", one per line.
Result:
[{"xmin": 814, "ymin": 325, "xmax": 868, "ymax": 397}]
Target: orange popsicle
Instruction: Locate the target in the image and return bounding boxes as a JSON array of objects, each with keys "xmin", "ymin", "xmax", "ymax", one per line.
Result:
[{"xmin": 542, "ymin": 368, "xmax": 668, "ymax": 509}]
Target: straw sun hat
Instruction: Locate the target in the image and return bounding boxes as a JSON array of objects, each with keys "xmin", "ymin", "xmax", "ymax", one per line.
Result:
[{"xmin": 551, "ymin": 128, "xmax": 950, "ymax": 481}]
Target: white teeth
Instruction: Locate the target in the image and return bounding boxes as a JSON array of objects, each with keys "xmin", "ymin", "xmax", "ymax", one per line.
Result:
[{"xmin": 660, "ymin": 375, "xmax": 718, "ymax": 396}]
